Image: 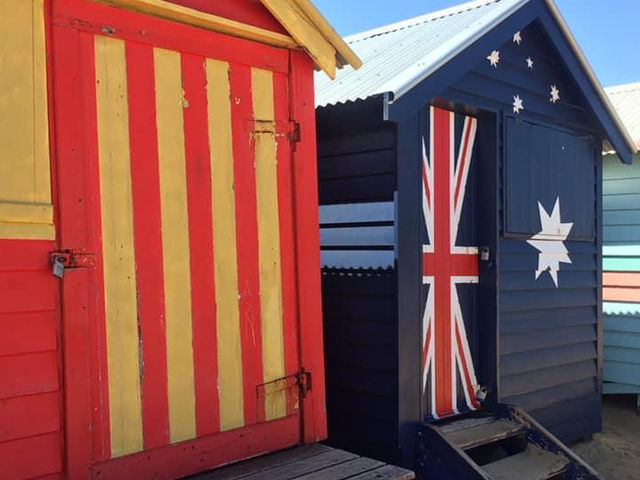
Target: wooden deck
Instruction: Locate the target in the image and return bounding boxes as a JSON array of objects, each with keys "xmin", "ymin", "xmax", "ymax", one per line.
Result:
[{"xmin": 188, "ymin": 444, "xmax": 415, "ymax": 480}]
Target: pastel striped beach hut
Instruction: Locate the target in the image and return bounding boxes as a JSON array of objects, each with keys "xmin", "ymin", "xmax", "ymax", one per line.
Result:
[{"xmin": 603, "ymin": 81, "xmax": 640, "ymax": 409}]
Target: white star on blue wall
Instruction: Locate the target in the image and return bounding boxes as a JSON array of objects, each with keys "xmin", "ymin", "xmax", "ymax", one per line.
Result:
[{"xmin": 527, "ymin": 198, "xmax": 574, "ymax": 287}]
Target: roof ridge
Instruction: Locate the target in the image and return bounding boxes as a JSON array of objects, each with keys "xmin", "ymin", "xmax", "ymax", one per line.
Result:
[
  {"xmin": 344, "ymin": 0, "xmax": 502, "ymax": 44},
  {"xmin": 606, "ymin": 81, "xmax": 640, "ymax": 94}
]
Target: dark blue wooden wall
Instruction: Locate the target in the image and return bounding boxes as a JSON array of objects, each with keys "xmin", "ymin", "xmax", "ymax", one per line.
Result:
[
  {"xmin": 317, "ymin": 98, "xmax": 396, "ymax": 205},
  {"xmin": 321, "ymin": 270, "xmax": 399, "ymax": 462},
  {"xmin": 316, "ymin": 97, "xmax": 402, "ymax": 463},
  {"xmin": 444, "ymin": 21, "xmax": 602, "ymax": 443}
]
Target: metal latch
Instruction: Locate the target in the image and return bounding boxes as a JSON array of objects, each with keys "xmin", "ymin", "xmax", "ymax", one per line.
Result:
[
  {"xmin": 50, "ymin": 250, "xmax": 96, "ymax": 278},
  {"xmin": 248, "ymin": 120, "xmax": 300, "ymax": 149}
]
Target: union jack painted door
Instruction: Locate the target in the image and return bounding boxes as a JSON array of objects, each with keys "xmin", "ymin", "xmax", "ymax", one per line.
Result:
[
  {"xmin": 51, "ymin": 1, "xmax": 323, "ymax": 478},
  {"xmin": 422, "ymin": 106, "xmax": 482, "ymax": 420}
]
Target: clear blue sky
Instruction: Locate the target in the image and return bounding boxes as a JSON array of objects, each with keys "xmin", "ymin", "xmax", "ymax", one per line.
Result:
[{"xmin": 314, "ymin": 0, "xmax": 639, "ymax": 87}]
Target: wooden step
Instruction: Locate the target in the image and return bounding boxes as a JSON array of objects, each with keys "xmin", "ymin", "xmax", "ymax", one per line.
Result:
[
  {"xmin": 482, "ymin": 445, "xmax": 569, "ymax": 480},
  {"xmin": 438, "ymin": 417, "xmax": 526, "ymax": 450}
]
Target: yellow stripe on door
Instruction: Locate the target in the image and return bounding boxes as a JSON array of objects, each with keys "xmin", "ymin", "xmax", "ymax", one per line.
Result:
[
  {"xmin": 154, "ymin": 48, "xmax": 196, "ymax": 443},
  {"xmin": 94, "ymin": 35, "xmax": 143, "ymax": 457},
  {"xmin": 206, "ymin": 59, "xmax": 245, "ymax": 431},
  {"xmin": 251, "ymin": 68, "xmax": 286, "ymax": 421}
]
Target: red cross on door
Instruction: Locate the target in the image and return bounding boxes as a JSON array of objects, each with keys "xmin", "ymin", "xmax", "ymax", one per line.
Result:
[{"xmin": 422, "ymin": 106, "xmax": 481, "ymax": 419}]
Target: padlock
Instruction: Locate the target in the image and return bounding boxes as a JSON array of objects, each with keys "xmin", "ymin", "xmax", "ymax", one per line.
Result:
[{"xmin": 52, "ymin": 256, "xmax": 65, "ymax": 278}]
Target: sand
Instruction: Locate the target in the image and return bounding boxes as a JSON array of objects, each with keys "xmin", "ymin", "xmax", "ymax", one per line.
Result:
[{"xmin": 571, "ymin": 395, "xmax": 640, "ymax": 480}]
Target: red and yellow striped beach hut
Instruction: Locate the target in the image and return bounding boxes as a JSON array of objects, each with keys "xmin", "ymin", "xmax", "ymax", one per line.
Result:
[{"xmin": 0, "ymin": 2, "xmax": 360, "ymax": 480}]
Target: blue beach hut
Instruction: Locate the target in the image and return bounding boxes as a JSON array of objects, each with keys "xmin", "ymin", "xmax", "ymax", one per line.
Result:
[{"xmin": 315, "ymin": 0, "xmax": 637, "ymax": 476}]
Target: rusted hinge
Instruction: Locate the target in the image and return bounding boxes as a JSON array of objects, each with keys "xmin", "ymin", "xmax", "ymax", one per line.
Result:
[
  {"xmin": 247, "ymin": 120, "xmax": 300, "ymax": 146},
  {"xmin": 245, "ymin": 119, "xmax": 301, "ymax": 143},
  {"xmin": 297, "ymin": 368, "xmax": 312, "ymax": 398},
  {"xmin": 50, "ymin": 250, "xmax": 96, "ymax": 278}
]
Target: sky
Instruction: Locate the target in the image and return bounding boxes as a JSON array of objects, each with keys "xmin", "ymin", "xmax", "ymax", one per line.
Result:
[{"xmin": 313, "ymin": 0, "xmax": 640, "ymax": 87}]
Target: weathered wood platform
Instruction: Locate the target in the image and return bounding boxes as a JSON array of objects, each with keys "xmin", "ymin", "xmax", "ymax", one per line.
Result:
[{"xmin": 187, "ymin": 444, "xmax": 415, "ymax": 480}]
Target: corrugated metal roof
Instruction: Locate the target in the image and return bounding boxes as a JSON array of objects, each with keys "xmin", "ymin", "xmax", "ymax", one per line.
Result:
[
  {"xmin": 315, "ymin": 0, "xmax": 529, "ymax": 107},
  {"xmin": 605, "ymin": 82, "xmax": 640, "ymax": 150}
]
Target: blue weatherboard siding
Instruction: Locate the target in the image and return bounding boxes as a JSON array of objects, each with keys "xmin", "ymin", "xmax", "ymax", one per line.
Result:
[
  {"xmin": 603, "ymin": 153, "xmax": 640, "ymax": 398},
  {"xmin": 317, "ymin": 97, "xmax": 402, "ymax": 464},
  {"xmin": 604, "ymin": 314, "xmax": 640, "ymax": 386},
  {"xmin": 603, "ymin": 309, "xmax": 640, "ymax": 399},
  {"xmin": 603, "ymin": 154, "xmax": 640, "ymax": 245},
  {"xmin": 499, "ymin": 239, "xmax": 600, "ymax": 441},
  {"xmin": 443, "ymin": 20, "xmax": 602, "ymax": 443}
]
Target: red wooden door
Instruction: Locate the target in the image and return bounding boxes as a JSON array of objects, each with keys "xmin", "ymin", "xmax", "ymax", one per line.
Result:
[{"xmin": 51, "ymin": 1, "xmax": 324, "ymax": 479}]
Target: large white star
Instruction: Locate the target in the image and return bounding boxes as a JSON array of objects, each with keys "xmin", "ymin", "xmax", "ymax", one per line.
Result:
[
  {"xmin": 550, "ymin": 85, "xmax": 560, "ymax": 103},
  {"xmin": 526, "ymin": 197, "xmax": 574, "ymax": 287}
]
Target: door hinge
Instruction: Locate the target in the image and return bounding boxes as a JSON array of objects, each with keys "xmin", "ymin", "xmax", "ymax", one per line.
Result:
[
  {"xmin": 50, "ymin": 250, "xmax": 96, "ymax": 278},
  {"xmin": 297, "ymin": 369, "xmax": 312, "ymax": 398}
]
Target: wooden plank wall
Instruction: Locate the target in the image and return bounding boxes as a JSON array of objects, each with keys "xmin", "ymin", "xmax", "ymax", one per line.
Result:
[
  {"xmin": 316, "ymin": 98, "xmax": 401, "ymax": 462},
  {"xmin": 498, "ymin": 239, "xmax": 600, "ymax": 442},
  {"xmin": 603, "ymin": 154, "xmax": 640, "ymax": 247},
  {"xmin": 0, "ymin": 240, "xmax": 64, "ymax": 480},
  {"xmin": 0, "ymin": 2, "xmax": 64, "ymax": 479},
  {"xmin": 317, "ymin": 99, "xmax": 396, "ymax": 205},
  {"xmin": 321, "ymin": 271, "xmax": 399, "ymax": 462},
  {"xmin": 602, "ymin": 153, "xmax": 640, "ymax": 394}
]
